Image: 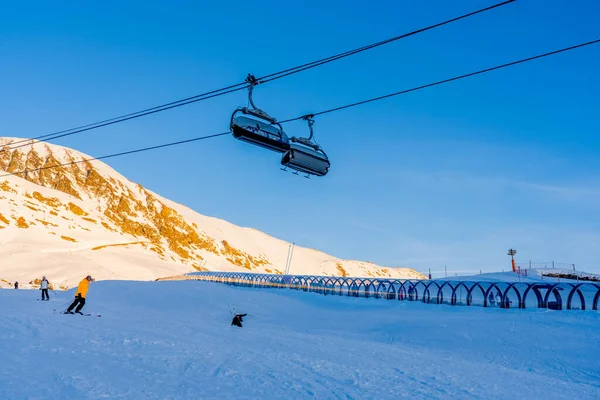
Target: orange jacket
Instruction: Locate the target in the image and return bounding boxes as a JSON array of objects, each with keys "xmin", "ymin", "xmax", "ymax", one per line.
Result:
[{"xmin": 76, "ymin": 278, "xmax": 90, "ymax": 298}]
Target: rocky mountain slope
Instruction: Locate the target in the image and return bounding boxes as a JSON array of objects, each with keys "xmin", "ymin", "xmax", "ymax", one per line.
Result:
[{"xmin": 0, "ymin": 137, "xmax": 426, "ymax": 288}]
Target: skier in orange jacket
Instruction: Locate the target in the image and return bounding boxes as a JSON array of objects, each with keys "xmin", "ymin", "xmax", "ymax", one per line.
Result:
[{"xmin": 65, "ymin": 275, "xmax": 94, "ymax": 314}]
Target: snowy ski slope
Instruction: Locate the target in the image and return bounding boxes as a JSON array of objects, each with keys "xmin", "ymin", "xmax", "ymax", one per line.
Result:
[
  {"xmin": 1, "ymin": 280, "xmax": 599, "ymax": 399},
  {"xmin": 440, "ymin": 269, "xmax": 600, "ymax": 283}
]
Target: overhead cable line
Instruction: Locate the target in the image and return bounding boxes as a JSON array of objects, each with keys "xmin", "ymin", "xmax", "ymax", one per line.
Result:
[
  {"xmin": 3, "ymin": 85, "xmax": 248, "ymax": 153},
  {"xmin": 3, "ymin": 36, "xmax": 595, "ymax": 179},
  {"xmin": 3, "ymin": 0, "xmax": 515, "ymax": 152},
  {"xmin": 278, "ymin": 38, "xmax": 600, "ymax": 123},
  {"xmin": 258, "ymin": 0, "xmax": 516, "ymax": 84},
  {"xmin": 0, "ymin": 132, "xmax": 230, "ymax": 178}
]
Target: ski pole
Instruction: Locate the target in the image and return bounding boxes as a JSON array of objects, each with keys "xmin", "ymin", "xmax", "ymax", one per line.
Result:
[
  {"xmin": 227, "ymin": 303, "xmax": 236, "ymax": 317},
  {"xmin": 54, "ymin": 299, "xmax": 73, "ymax": 313}
]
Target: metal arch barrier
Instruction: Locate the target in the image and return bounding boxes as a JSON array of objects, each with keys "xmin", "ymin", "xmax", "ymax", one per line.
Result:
[
  {"xmin": 467, "ymin": 282, "xmax": 488, "ymax": 306},
  {"xmin": 333, "ymin": 277, "xmax": 347, "ymax": 296},
  {"xmin": 377, "ymin": 280, "xmax": 388, "ymax": 298},
  {"xmin": 522, "ymin": 284, "xmax": 546, "ymax": 309},
  {"xmin": 451, "ymin": 281, "xmax": 472, "ymax": 306},
  {"xmin": 423, "ymin": 281, "xmax": 441, "ymax": 304},
  {"xmin": 567, "ymin": 283, "xmax": 586, "ymax": 310},
  {"xmin": 484, "ymin": 283, "xmax": 502, "ymax": 307},
  {"xmin": 163, "ymin": 272, "xmax": 600, "ymax": 312},
  {"xmin": 363, "ymin": 280, "xmax": 376, "ymax": 299},
  {"xmin": 386, "ymin": 279, "xmax": 404, "ymax": 300},
  {"xmin": 399, "ymin": 280, "xmax": 419, "ymax": 301},
  {"xmin": 503, "ymin": 283, "xmax": 524, "ymax": 309},
  {"xmin": 593, "ymin": 285, "xmax": 600, "ymax": 311},
  {"xmin": 348, "ymin": 278, "xmax": 360, "ymax": 296},
  {"xmin": 413, "ymin": 280, "xmax": 429, "ymax": 302},
  {"xmin": 436, "ymin": 281, "xmax": 457, "ymax": 305}
]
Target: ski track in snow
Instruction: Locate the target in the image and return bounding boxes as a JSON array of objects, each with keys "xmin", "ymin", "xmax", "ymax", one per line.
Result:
[{"xmin": 1, "ymin": 281, "xmax": 600, "ymax": 399}]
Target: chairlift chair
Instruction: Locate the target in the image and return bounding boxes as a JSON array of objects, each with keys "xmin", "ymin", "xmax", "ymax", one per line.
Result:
[
  {"xmin": 230, "ymin": 74, "xmax": 290, "ymax": 153},
  {"xmin": 280, "ymin": 115, "xmax": 330, "ymax": 177}
]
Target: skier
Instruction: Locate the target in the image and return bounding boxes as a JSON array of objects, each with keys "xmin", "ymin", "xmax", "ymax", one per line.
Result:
[
  {"xmin": 408, "ymin": 286, "xmax": 415, "ymax": 301},
  {"xmin": 65, "ymin": 275, "xmax": 94, "ymax": 314},
  {"xmin": 504, "ymin": 294, "xmax": 511, "ymax": 309},
  {"xmin": 40, "ymin": 276, "xmax": 50, "ymax": 301},
  {"xmin": 14, "ymin": 281, "xmax": 18, "ymax": 289},
  {"xmin": 488, "ymin": 292, "xmax": 495, "ymax": 307},
  {"xmin": 231, "ymin": 313, "xmax": 247, "ymax": 328}
]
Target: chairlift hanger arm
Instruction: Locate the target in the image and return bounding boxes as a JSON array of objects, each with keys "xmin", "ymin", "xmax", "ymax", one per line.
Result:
[
  {"xmin": 246, "ymin": 75, "xmax": 259, "ymax": 111},
  {"xmin": 289, "ymin": 114, "xmax": 318, "ymax": 150},
  {"xmin": 247, "ymin": 84, "xmax": 260, "ymax": 113},
  {"xmin": 244, "ymin": 72, "xmax": 277, "ymax": 123},
  {"xmin": 302, "ymin": 114, "xmax": 315, "ymax": 141}
]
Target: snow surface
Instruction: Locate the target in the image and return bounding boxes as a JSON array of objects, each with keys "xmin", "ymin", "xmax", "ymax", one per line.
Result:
[
  {"xmin": 438, "ymin": 269, "xmax": 600, "ymax": 284},
  {"xmin": 438, "ymin": 271, "xmax": 544, "ymax": 283},
  {"xmin": 1, "ymin": 281, "xmax": 600, "ymax": 399}
]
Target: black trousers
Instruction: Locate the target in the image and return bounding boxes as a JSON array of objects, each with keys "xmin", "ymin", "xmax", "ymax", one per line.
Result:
[
  {"xmin": 67, "ymin": 296, "xmax": 86, "ymax": 312},
  {"xmin": 41, "ymin": 289, "xmax": 49, "ymax": 300}
]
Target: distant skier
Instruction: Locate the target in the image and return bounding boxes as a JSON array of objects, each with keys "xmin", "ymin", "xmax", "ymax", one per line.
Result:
[
  {"xmin": 488, "ymin": 292, "xmax": 495, "ymax": 307},
  {"xmin": 504, "ymin": 294, "xmax": 511, "ymax": 309},
  {"xmin": 14, "ymin": 281, "xmax": 18, "ymax": 289},
  {"xmin": 231, "ymin": 313, "xmax": 247, "ymax": 328},
  {"xmin": 65, "ymin": 275, "xmax": 94, "ymax": 314},
  {"xmin": 40, "ymin": 276, "xmax": 50, "ymax": 301}
]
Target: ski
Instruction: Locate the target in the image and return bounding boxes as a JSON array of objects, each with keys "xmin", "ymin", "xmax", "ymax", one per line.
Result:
[
  {"xmin": 60, "ymin": 311, "xmax": 101, "ymax": 317},
  {"xmin": 75, "ymin": 312, "xmax": 101, "ymax": 317}
]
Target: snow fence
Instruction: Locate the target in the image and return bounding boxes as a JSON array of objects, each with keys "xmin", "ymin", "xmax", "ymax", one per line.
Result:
[{"xmin": 157, "ymin": 272, "xmax": 600, "ymax": 311}]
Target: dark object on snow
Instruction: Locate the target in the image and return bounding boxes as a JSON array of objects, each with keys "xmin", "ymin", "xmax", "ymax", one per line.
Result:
[
  {"xmin": 14, "ymin": 282, "xmax": 18, "ymax": 289},
  {"xmin": 548, "ymin": 301, "xmax": 561, "ymax": 310},
  {"xmin": 488, "ymin": 292, "xmax": 496, "ymax": 307},
  {"xmin": 231, "ymin": 313, "xmax": 247, "ymax": 328}
]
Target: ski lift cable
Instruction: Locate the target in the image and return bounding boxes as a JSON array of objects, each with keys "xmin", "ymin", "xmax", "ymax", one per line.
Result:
[
  {"xmin": 24, "ymin": 82, "xmax": 248, "ymax": 145},
  {"xmin": 2, "ymin": 86, "xmax": 249, "ymax": 154},
  {"xmin": 2, "ymin": 0, "xmax": 515, "ymax": 152},
  {"xmin": 259, "ymin": 0, "xmax": 516, "ymax": 84},
  {"xmin": 2, "ymin": 36, "xmax": 596, "ymax": 179},
  {"xmin": 0, "ymin": 132, "xmax": 230, "ymax": 178},
  {"xmin": 278, "ymin": 38, "xmax": 600, "ymax": 124}
]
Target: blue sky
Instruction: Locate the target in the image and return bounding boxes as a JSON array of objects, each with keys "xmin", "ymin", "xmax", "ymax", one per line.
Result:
[{"xmin": 1, "ymin": 0, "xmax": 599, "ymax": 276}]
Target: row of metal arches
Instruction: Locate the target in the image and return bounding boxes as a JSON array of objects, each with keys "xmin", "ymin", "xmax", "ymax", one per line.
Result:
[{"xmin": 185, "ymin": 272, "xmax": 600, "ymax": 311}]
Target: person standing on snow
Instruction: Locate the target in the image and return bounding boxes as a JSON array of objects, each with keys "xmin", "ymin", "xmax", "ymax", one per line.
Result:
[
  {"xmin": 65, "ymin": 275, "xmax": 94, "ymax": 314},
  {"xmin": 488, "ymin": 292, "xmax": 496, "ymax": 307},
  {"xmin": 40, "ymin": 276, "xmax": 50, "ymax": 301}
]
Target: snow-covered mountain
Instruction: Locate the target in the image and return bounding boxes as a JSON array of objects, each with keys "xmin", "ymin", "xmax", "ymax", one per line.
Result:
[{"xmin": 0, "ymin": 137, "xmax": 425, "ymax": 288}]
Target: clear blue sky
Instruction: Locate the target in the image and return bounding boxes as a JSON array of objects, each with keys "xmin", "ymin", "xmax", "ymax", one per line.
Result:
[{"xmin": 1, "ymin": 0, "xmax": 599, "ymax": 276}]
